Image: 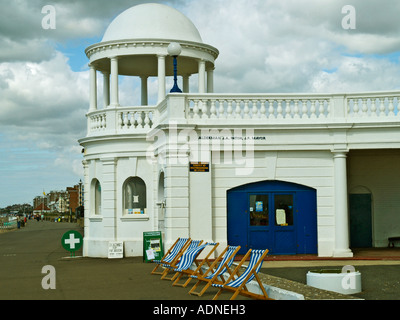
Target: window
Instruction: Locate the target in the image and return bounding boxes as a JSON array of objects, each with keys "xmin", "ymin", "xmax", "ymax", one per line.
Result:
[
  {"xmin": 274, "ymin": 194, "xmax": 293, "ymax": 226},
  {"xmin": 249, "ymin": 194, "xmax": 269, "ymax": 226},
  {"xmin": 124, "ymin": 177, "xmax": 146, "ymax": 215},
  {"xmin": 93, "ymin": 179, "xmax": 101, "ymax": 215}
]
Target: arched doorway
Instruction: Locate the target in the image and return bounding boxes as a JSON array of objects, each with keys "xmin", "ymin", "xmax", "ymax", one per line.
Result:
[{"xmin": 227, "ymin": 180, "xmax": 317, "ymax": 255}]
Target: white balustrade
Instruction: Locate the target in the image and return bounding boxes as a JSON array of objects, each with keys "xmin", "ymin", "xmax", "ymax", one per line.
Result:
[
  {"xmin": 89, "ymin": 112, "xmax": 107, "ymax": 132},
  {"xmin": 118, "ymin": 107, "xmax": 156, "ymax": 131},
  {"xmin": 347, "ymin": 94, "xmax": 399, "ymax": 118},
  {"xmin": 87, "ymin": 106, "xmax": 157, "ymax": 135},
  {"xmin": 86, "ymin": 92, "xmax": 400, "ymax": 137},
  {"xmin": 186, "ymin": 95, "xmax": 331, "ymax": 121}
]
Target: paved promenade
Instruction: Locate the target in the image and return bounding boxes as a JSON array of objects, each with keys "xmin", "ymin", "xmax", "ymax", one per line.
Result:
[
  {"xmin": 1, "ymin": 220, "xmax": 400, "ymax": 300},
  {"xmin": 1, "ymin": 221, "xmax": 255, "ymax": 300},
  {"xmin": 0, "ymin": 221, "xmax": 217, "ymax": 300}
]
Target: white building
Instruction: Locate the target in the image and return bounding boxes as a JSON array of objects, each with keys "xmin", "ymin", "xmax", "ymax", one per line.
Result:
[{"xmin": 79, "ymin": 3, "xmax": 400, "ymax": 258}]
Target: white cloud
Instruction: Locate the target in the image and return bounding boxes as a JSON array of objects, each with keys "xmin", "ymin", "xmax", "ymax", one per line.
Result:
[
  {"xmin": 2, "ymin": 0, "xmax": 400, "ymax": 205},
  {"xmin": 0, "ymin": 51, "xmax": 88, "ymax": 205},
  {"xmin": 180, "ymin": 0, "xmax": 400, "ymax": 94},
  {"xmin": 0, "ymin": 51, "xmax": 88, "ymax": 133}
]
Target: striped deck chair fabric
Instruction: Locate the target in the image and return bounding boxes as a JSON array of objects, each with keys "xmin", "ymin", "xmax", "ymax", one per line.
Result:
[
  {"xmin": 189, "ymin": 245, "xmax": 240, "ymax": 296},
  {"xmin": 173, "ymin": 242, "xmax": 215, "ymax": 272},
  {"xmin": 199, "ymin": 245, "xmax": 239, "ymax": 280},
  {"xmin": 171, "ymin": 242, "xmax": 219, "ymax": 287},
  {"xmin": 160, "ymin": 240, "xmax": 203, "ymax": 280},
  {"xmin": 150, "ymin": 237, "xmax": 190, "ymax": 275},
  {"xmin": 212, "ymin": 249, "xmax": 272, "ymax": 300},
  {"xmin": 155, "ymin": 238, "xmax": 189, "ymax": 264}
]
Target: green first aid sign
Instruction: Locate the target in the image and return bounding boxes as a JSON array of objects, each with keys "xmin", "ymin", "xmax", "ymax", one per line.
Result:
[{"xmin": 61, "ymin": 230, "xmax": 83, "ymax": 253}]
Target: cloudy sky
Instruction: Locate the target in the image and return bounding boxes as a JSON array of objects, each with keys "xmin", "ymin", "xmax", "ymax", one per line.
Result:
[{"xmin": 1, "ymin": 0, "xmax": 400, "ymax": 207}]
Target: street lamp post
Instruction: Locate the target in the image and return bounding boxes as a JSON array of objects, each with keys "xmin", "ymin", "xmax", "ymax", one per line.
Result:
[{"xmin": 168, "ymin": 42, "xmax": 182, "ymax": 93}]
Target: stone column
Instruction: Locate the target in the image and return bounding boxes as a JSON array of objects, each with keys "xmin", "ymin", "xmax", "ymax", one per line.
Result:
[
  {"xmin": 89, "ymin": 64, "xmax": 97, "ymax": 112},
  {"xmin": 101, "ymin": 157, "xmax": 117, "ymax": 242},
  {"xmin": 183, "ymin": 75, "xmax": 190, "ymax": 93},
  {"xmin": 157, "ymin": 55, "xmax": 166, "ymax": 103},
  {"xmin": 164, "ymin": 148, "xmax": 190, "ymax": 249},
  {"xmin": 141, "ymin": 76, "xmax": 148, "ymax": 106},
  {"xmin": 198, "ymin": 59, "xmax": 206, "ymax": 93},
  {"xmin": 332, "ymin": 151, "xmax": 353, "ymax": 257},
  {"xmin": 102, "ymin": 71, "xmax": 110, "ymax": 108},
  {"xmin": 207, "ymin": 68, "xmax": 214, "ymax": 93},
  {"xmin": 110, "ymin": 56, "xmax": 119, "ymax": 107}
]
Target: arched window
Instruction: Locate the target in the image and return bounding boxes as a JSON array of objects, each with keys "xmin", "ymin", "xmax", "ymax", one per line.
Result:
[
  {"xmin": 124, "ymin": 177, "xmax": 146, "ymax": 214},
  {"xmin": 92, "ymin": 179, "xmax": 101, "ymax": 215}
]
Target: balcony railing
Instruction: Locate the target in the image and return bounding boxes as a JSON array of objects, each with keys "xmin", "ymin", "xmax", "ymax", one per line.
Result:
[{"xmin": 86, "ymin": 91, "xmax": 400, "ymax": 136}]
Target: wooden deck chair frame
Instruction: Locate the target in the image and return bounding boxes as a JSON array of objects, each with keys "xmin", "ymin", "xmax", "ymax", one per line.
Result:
[
  {"xmin": 172, "ymin": 242, "xmax": 220, "ymax": 288},
  {"xmin": 212, "ymin": 249, "xmax": 272, "ymax": 300},
  {"xmin": 160, "ymin": 240, "xmax": 203, "ymax": 280},
  {"xmin": 189, "ymin": 245, "xmax": 241, "ymax": 296},
  {"xmin": 151, "ymin": 237, "xmax": 191, "ymax": 275}
]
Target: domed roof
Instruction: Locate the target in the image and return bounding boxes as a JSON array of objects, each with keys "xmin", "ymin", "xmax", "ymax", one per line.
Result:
[{"xmin": 102, "ymin": 3, "xmax": 203, "ymax": 43}]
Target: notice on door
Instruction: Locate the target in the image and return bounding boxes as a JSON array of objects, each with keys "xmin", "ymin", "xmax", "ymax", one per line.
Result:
[{"xmin": 276, "ymin": 209, "xmax": 287, "ymax": 225}]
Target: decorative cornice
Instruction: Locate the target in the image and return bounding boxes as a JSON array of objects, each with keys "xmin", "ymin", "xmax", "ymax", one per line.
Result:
[{"xmin": 85, "ymin": 38, "xmax": 219, "ymax": 60}]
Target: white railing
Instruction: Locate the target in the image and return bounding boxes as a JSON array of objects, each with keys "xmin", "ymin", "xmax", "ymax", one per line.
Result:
[
  {"xmin": 186, "ymin": 94, "xmax": 332, "ymax": 121},
  {"xmin": 86, "ymin": 91, "xmax": 400, "ymax": 136},
  {"xmin": 88, "ymin": 105, "xmax": 158, "ymax": 135},
  {"xmin": 346, "ymin": 92, "xmax": 399, "ymax": 118},
  {"xmin": 117, "ymin": 106, "xmax": 155, "ymax": 131}
]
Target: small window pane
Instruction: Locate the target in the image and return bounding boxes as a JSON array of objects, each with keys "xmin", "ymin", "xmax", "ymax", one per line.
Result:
[
  {"xmin": 125, "ymin": 177, "xmax": 146, "ymax": 214},
  {"xmin": 249, "ymin": 194, "xmax": 269, "ymax": 226},
  {"xmin": 274, "ymin": 194, "xmax": 293, "ymax": 226}
]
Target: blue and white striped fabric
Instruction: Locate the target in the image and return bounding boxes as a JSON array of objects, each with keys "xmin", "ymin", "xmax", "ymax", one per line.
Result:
[
  {"xmin": 153, "ymin": 238, "xmax": 189, "ymax": 264},
  {"xmin": 213, "ymin": 249, "xmax": 266, "ymax": 288},
  {"xmin": 162, "ymin": 240, "xmax": 202, "ymax": 268},
  {"xmin": 174, "ymin": 242, "xmax": 218, "ymax": 272},
  {"xmin": 191, "ymin": 246, "xmax": 239, "ymax": 280}
]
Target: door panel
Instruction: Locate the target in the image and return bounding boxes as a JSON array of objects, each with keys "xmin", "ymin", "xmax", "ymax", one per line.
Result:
[
  {"xmin": 248, "ymin": 194, "xmax": 269, "ymax": 250},
  {"xmin": 273, "ymin": 194, "xmax": 296, "ymax": 254},
  {"xmin": 349, "ymin": 194, "xmax": 372, "ymax": 248},
  {"xmin": 227, "ymin": 191, "xmax": 248, "ymax": 254}
]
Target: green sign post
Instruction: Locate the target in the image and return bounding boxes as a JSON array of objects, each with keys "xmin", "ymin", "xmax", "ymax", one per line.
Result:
[
  {"xmin": 143, "ymin": 231, "xmax": 164, "ymax": 263},
  {"xmin": 61, "ymin": 230, "xmax": 83, "ymax": 257}
]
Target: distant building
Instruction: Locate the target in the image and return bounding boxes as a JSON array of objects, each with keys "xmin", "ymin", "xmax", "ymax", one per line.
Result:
[
  {"xmin": 33, "ymin": 204, "xmax": 51, "ymax": 215},
  {"xmin": 66, "ymin": 181, "xmax": 84, "ymax": 214},
  {"xmin": 33, "ymin": 196, "xmax": 48, "ymax": 210}
]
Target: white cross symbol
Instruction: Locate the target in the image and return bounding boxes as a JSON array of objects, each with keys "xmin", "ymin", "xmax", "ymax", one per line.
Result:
[{"xmin": 64, "ymin": 233, "xmax": 80, "ymax": 250}]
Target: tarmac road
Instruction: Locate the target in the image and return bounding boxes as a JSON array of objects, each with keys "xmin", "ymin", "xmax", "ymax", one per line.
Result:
[
  {"xmin": 0, "ymin": 221, "xmax": 247, "ymax": 300},
  {"xmin": 2, "ymin": 220, "xmax": 400, "ymax": 301}
]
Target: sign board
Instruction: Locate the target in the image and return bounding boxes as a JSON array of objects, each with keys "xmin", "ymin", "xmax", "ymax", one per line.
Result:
[
  {"xmin": 108, "ymin": 241, "xmax": 124, "ymax": 259},
  {"xmin": 190, "ymin": 162, "xmax": 209, "ymax": 172},
  {"xmin": 143, "ymin": 231, "xmax": 164, "ymax": 263},
  {"xmin": 61, "ymin": 230, "xmax": 83, "ymax": 257}
]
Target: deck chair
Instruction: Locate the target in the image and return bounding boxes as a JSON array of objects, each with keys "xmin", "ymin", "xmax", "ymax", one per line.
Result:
[
  {"xmin": 212, "ymin": 249, "xmax": 272, "ymax": 300},
  {"xmin": 160, "ymin": 240, "xmax": 203, "ymax": 280},
  {"xmin": 189, "ymin": 245, "xmax": 241, "ymax": 296},
  {"xmin": 172, "ymin": 242, "xmax": 220, "ymax": 287},
  {"xmin": 151, "ymin": 237, "xmax": 191, "ymax": 275}
]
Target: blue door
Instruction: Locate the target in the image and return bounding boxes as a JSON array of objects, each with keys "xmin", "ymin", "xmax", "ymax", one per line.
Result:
[{"xmin": 227, "ymin": 180, "xmax": 317, "ymax": 255}]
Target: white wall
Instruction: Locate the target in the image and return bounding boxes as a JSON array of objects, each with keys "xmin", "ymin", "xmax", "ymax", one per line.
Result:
[{"xmin": 83, "ymin": 155, "xmax": 155, "ymax": 257}]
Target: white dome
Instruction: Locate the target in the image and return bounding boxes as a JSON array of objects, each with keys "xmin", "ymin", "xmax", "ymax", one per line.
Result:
[{"xmin": 102, "ymin": 3, "xmax": 203, "ymax": 43}]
